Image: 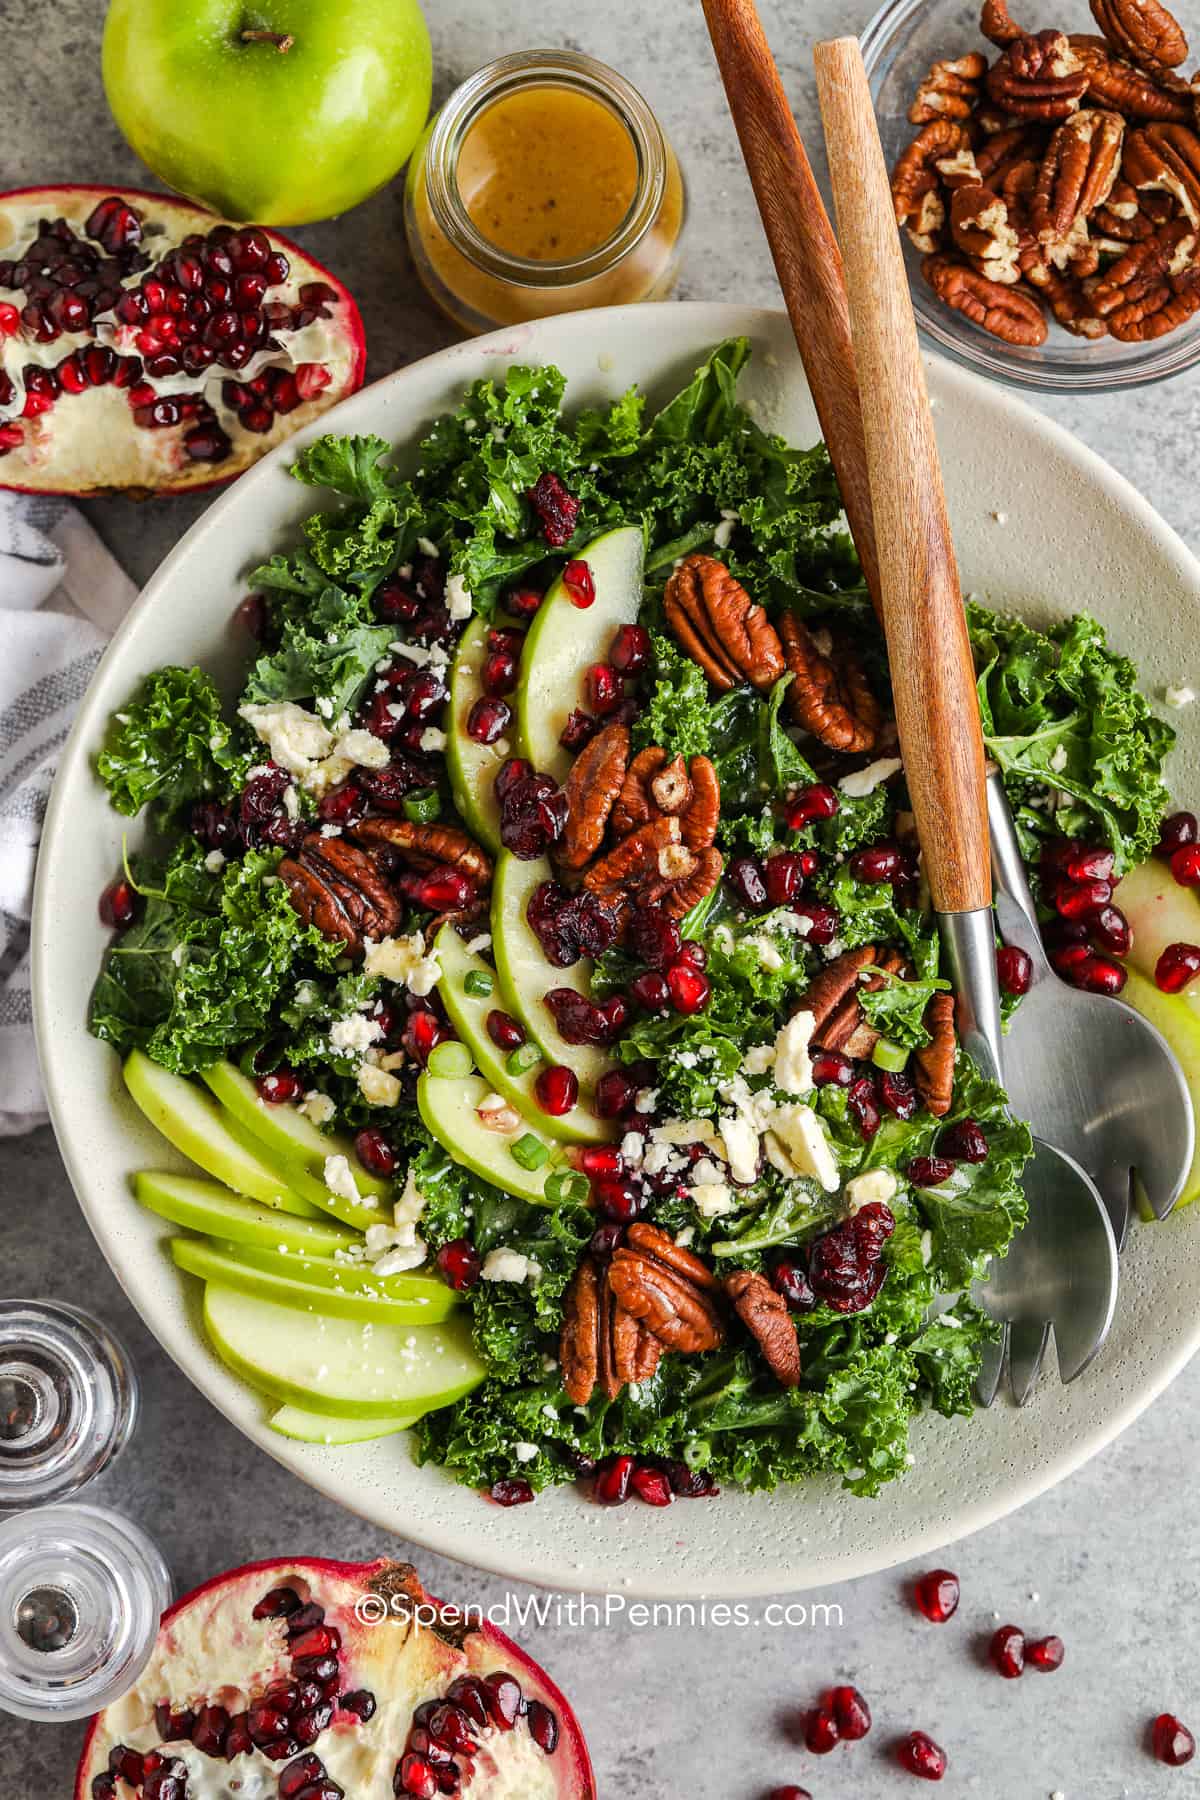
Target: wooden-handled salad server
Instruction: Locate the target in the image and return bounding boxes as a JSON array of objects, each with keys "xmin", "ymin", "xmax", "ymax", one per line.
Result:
[{"xmin": 699, "ymin": 0, "xmax": 1121, "ymax": 1400}]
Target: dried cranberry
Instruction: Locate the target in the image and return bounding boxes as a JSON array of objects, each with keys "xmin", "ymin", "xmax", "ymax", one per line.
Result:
[
  {"xmin": 763, "ymin": 852, "xmax": 806, "ymax": 905},
  {"xmin": 630, "ymin": 1464, "xmax": 673, "ymax": 1506},
  {"xmin": 239, "ymin": 764, "xmax": 298, "ymax": 848},
  {"xmin": 562, "ymin": 559, "xmax": 594, "ymax": 606},
  {"xmin": 99, "ymin": 878, "xmax": 137, "ymax": 929},
  {"xmin": 811, "ymin": 1049, "xmax": 854, "ymax": 1087},
  {"xmin": 897, "ymin": 1730, "xmax": 947, "ymax": 1780},
  {"xmin": 467, "ymin": 696, "xmax": 511, "ymax": 744},
  {"xmin": 559, "ymin": 708, "xmax": 599, "ymax": 752},
  {"xmin": 506, "ymin": 584, "xmax": 544, "ymax": 619},
  {"xmin": 1026, "ymin": 1634, "xmax": 1064, "ymax": 1671},
  {"xmin": 535, "ymin": 1064, "xmax": 578, "ymax": 1115},
  {"xmin": 595, "ymin": 1069, "xmax": 636, "ymax": 1118},
  {"xmin": 545, "ymin": 988, "xmax": 613, "ymax": 1045},
  {"xmin": 490, "ymin": 1477, "xmax": 534, "ymax": 1507},
  {"xmin": 914, "ymin": 1568, "xmax": 959, "ymax": 1623},
  {"xmin": 990, "ymin": 1624, "xmax": 1025, "ymax": 1678},
  {"xmin": 1158, "ymin": 811, "xmax": 1198, "ymax": 858},
  {"xmin": 662, "ymin": 1460, "xmax": 719, "ymax": 1498},
  {"xmin": 628, "ymin": 906, "xmax": 682, "ymax": 970},
  {"xmin": 437, "ymin": 1238, "xmax": 482, "ymax": 1290},
  {"xmin": 354, "ymin": 1129, "xmax": 396, "ymax": 1177},
  {"xmin": 878, "ymin": 1069, "xmax": 917, "ymax": 1119},
  {"xmin": 772, "ymin": 1258, "xmax": 815, "ymax": 1311},
  {"xmin": 804, "ymin": 1707, "xmax": 839, "ymax": 1754},
  {"xmin": 498, "ymin": 771, "xmax": 568, "ymax": 860},
  {"xmin": 850, "ymin": 843, "xmax": 903, "ymax": 883},
  {"xmin": 1156, "ymin": 942, "xmax": 1200, "ymax": 993},
  {"xmin": 1152, "ymin": 1714, "xmax": 1196, "ymax": 1766},
  {"xmin": 792, "ymin": 900, "xmax": 839, "ymax": 945},
  {"xmin": 610, "ymin": 622, "xmax": 651, "ymax": 672},
  {"xmin": 784, "ymin": 783, "xmax": 839, "ymax": 830},
  {"xmin": 594, "ymin": 1454, "xmax": 634, "ymax": 1504},
  {"xmin": 938, "ymin": 1118, "xmax": 988, "ymax": 1162},
  {"xmin": 847, "ymin": 1074, "xmax": 882, "ymax": 1140},
  {"xmin": 831, "ymin": 1685, "xmax": 871, "ymax": 1740},
  {"xmin": 526, "ymin": 472, "xmax": 579, "ymax": 546},
  {"xmin": 525, "ymin": 879, "xmax": 619, "ymax": 966},
  {"xmin": 907, "ymin": 1156, "xmax": 956, "ymax": 1187},
  {"xmin": 996, "ymin": 944, "xmax": 1033, "ymax": 995},
  {"xmin": 808, "ymin": 1204, "xmax": 894, "ymax": 1312},
  {"xmin": 629, "ymin": 970, "xmax": 671, "ymax": 1011}
]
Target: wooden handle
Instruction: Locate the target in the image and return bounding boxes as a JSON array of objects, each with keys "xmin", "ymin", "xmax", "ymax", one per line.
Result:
[
  {"xmin": 813, "ymin": 37, "xmax": 990, "ymax": 914},
  {"xmin": 699, "ymin": 0, "xmax": 881, "ymax": 615}
]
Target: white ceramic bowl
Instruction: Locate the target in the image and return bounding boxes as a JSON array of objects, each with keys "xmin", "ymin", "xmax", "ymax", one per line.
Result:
[{"xmin": 34, "ymin": 303, "xmax": 1200, "ymax": 1598}]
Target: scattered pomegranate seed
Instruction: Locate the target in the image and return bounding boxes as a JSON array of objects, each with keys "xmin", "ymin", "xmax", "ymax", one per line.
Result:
[
  {"xmin": 559, "ymin": 708, "xmax": 598, "ymax": 751},
  {"xmin": 1158, "ymin": 811, "xmax": 1198, "ymax": 858},
  {"xmin": 629, "ymin": 970, "xmax": 671, "ymax": 1011},
  {"xmin": 727, "ymin": 856, "xmax": 768, "ymax": 909},
  {"xmin": 1170, "ymin": 844, "xmax": 1200, "ymax": 887},
  {"xmin": 595, "ymin": 1178, "xmax": 642, "ymax": 1223},
  {"xmin": 675, "ymin": 940, "xmax": 707, "ymax": 972},
  {"xmin": 466, "ymin": 696, "xmax": 510, "ymax": 743},
  {"xmin": 1064, "ymin": 846, "xmax": 1115, "ymax": 883},
  {"xmin": 1087, "ymin": 902, "xmax": 1131, "ymax": 957},
  {"xmin": 507, "ymin": 584, "xmax": 544, "ymax": 619},
  {"xmin": 579, "ymin": 1146, "xmax": 623, "ymax": 1179},
  {"xmin": 594, "ymin": 1454, "xmax": 634, "ymax": 1504},
  {"xmin": 353, "ymin": 1128, "xmax": 396, "ymax": 1177},
  {"xmin": 990, "ymin": 1623, "xmax": 1025, "ymax": 1678},
  {"xmin": 1054, "ymin": 878, "xmax": 1113, "ymax": 919},
  {"xmin": 99, "ymin": 877, "xmax": 137, "ymax": 929},
  {"xmin": 996, "ymin": 944, "xmax": 1033, "ymax": 995},
  {"xmin": 667, "ymin": 962, "xmax": 711, "ymax": 1014},
  {"xmin": 914, "ymin": 1568, "xmax": 960, "ymax": 1623},
  {"xmin": 784, "ymin": 783, "xmax": 839, "ymax": 830},
  {"xmin": 595, "ymin": 1069, "xmax": 636, "ymax": 1118},
  {"xmin": 804, "ymin": 1707, "xmax": 840, "ymax": 1753},
  {"xmin": 485, "ymin": 1009, "xmax": 526, "ymax": 1051},
  {"xmin": 811, "ymin": 1048, "xmax": 854, "ymax": 1086},
  {"xmin": 562, "ymin": 559, "xmax": 595, "ymax": 607},
  {"xmin": 766, "ymin": 1790, "xmax": 812, "ymax": 1800},
  {"xmin": 482, "ymin": 648, "xmax": 518, "ymax": 697},
  {"xmin": 0, "ymin": 302, "xmax": 20, "ymax": 335},
  {"xmin": 1156, "ymin": 942, "xmax": 1200, "ymax": 993},
  {"xmin": 1072, "ymin": 953, "xmax": 1127, "ymax": 995},
  {"xmin": 850, "ymin": 842, "xmax": 903, "ymax": 882},
  {"xmin": 1026, "ymin": 1634, "xmax": 1065, "ymax": 1671},
  {"xmin": 535, "ymin": 1064, "xmax": 578, "ymax": 1115},
  {"xmin": 437, "ymin": 1239, "xmax": 482, "ymax": 1291},
  {"xmin": 630, "ymin": 1464, "xmax": 673, "ymax": 1506},
  {"xmin": 585, "ymin": 662, "xmax": 622, "ymax": 713},
  {"xmin": 792, "ymin": 900, "xmax": 839, "ymax": 945},
  {"xmin": 610, "ymin": 622, "xmax": 651, "ymax": 672},
  {"xmin": 831, "ymin": 1685, "xmax": 871, "ymax": 1740},
  {"xmin": 897, "ymin": 1730, "xmax": 947, "ymax": 1780},
  {"xmin": 938, "ymin": 1118, "xmax": 988, "ymax": 1162},
  {"xmin": 489, "ymin": 1477, "xmax": 534, "ymax": 1507},
  {"xmin": 1152, "ymin": 1713, "xmax": 1197, "ymax": 1766},
  {"xmin": 764, "ymin": 852, "xmax": 807, "ymax": 905}
]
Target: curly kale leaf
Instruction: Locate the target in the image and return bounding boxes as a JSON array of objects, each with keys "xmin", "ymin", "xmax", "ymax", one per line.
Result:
[
  {"xmin": 241, "ymin": 586, "xmax": 396, "ymax": 715},
  {"xmin": 95, "ymin": 667, "xmax": 237, "ymax": 826}
]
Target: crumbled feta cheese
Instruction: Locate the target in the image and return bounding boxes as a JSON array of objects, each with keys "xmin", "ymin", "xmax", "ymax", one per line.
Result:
[
  {"xmin": 417, "ymin": 536, "xmax": 439, "ymax": 557},
  {"xmin": 203, "ymin": 849, "xmax": 226, "ymax": 874},
  {"xmin": 419, "ymin": 726, "xmax": 447, "ymax": 753},
  {"xmin": 513, "ymin": 1441, "xmax": 540, "ymax": 1463},
  {"xmin": 742, "ymin": 934, "xmax": 784, "ymax": 970},
  {"xmin": 651, "ymin": 1117, "xmax": 718, "ymax": 1147},
  {"xmin": 690, "ymin": 1180, "xmax": 735, "ymax": 1218},
  {"xmin": 844, "ymin": 1167, "xmax": 899, "ymax": 1211},
  {"xmin": 481, "ymin": 1248, "xmax": 542, "ymax": 1284},
  {"xmin": 477, "ymin": 1091, "xmax": 509, "ymax": 1112},
  {"xmin": 323, "ymin": 1154, "xmax": 364, "ymax": 1207},
  {"xmin": 320, "ymin": 823, "xmax": 342, "ymax": 838},
  {"xmin": 1049, "ymin": 742, "xmax": 1068, "ymax": 774},
  {"xmin": 674, "ymin": 1227, "xmax": 695, "ymax": 1248},
  {"xmin": 362, "ymin": 932, "xmax": 441, "ymax": 995},
  {"xmin": 838, "ymin": 757, "xmax": 902, "ymax": 799},
  {"xmin": 773, "ymin": 1008, "xmax": 815, "ymax": 1096},
  {"xmin": 465, "ymin": 932, "xmax": 492, "ymax": 954},
  {"xmin": 315, "ymin": 695, "xmax": 334, "ymax": 718},
  {"xmin": 238, "ymin": 700, "xmax": 389, "ymax": 795},
  {"xmin": 170, "ymin": 943, "xmax": 186, "ymax": 967},
  {"xmin": 1166, "ymin": 684, "xmax": 1196, "ymax": 709},
  {"xmin": 373, "ymin": 1242, "xmax": 428, "ymax": 1275},
  {"xmin": 763, "ymin": 1104, "xmax": 839, "ymax": 1190},
  {"xmin": 330, "ymin": 1013, "xmax": 383, "ymax": 1054},
  {"xmin": 358, "ymin": 1064, "xmax": 402, "ymax": 1108},
  {"xmin": 445, "ymin": 573, "xmax": 473, "ymax": 621},
  {"xmin": 634, "ymin": 1087, "xmax": 659, "ymax": 1114},
  {"xmin": 394, "ymin": 1170, "xmax": 427, "ymax": 1226},
  {"xmin": 720, "ymin": 1113, "xmax": 761, "ymax": 1185},
  {"xmin": 713, "ymin": 508, "xmax": 740, "ymax": 549},
  {"xmin": 620, "ymin": 1131, "xmax": 646, "ymax": 1167},
  {"xmin": 743, "ymin": 1043, "xmax": 775, "ymax": 1075},
  {"xmin": 299, "ymin": 1091, "xmax": 336, "ymax": 1127}
]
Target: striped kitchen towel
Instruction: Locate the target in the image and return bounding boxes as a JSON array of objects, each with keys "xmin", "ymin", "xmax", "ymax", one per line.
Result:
[{"xmin": 0, "ymin": 492, "xmax": 136, "ymax": 1134}]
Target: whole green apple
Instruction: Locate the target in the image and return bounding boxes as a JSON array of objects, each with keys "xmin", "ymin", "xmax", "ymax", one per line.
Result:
[{"xmin": 102, "ymin": 0, "xmax": 432, "ymax": 225}]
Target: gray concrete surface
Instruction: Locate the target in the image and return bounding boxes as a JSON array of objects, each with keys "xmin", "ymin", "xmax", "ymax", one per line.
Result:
[{"xmin": 4, "ymin": 0, "xmax": 1200, "ymax": 1794}]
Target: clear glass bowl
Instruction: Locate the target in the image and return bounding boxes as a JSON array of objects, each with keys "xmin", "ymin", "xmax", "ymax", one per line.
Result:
[{"xmin": 860, "ymin": 0, "xmax": 1200, "ymax": 391}]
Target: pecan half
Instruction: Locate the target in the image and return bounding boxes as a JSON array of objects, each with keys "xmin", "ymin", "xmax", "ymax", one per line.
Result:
[
  {"xmin": 981, "ymin": 0, "xmax": 1023, "ymax": 48},
  {"xmin": 611, "ymin": 746, "xmax": 667, "ymax": 838},
  {"xmin": 1071, "ymin": 33, "xmax": 1193, "ymax": 119},
  {"xmin": 922, "ymin": 253, "xmax": 1049, "ymax": 343},
  {"xmin": 1093, "ymin": 176, "xmax": 1159, "ymax": 237},
  {"xmin": 559, "ymin": 722, "xmax": 630, "ymax": 871},
  {"xmin": 610, "ymin": 1225, "xmax": 725, "ymax": 1354},
  {"xmin": 1032, "ymin": 108, "xmax": 1125, "ymax": 243},
  {"xmin": 987, "ymin": 31, "xmax": 1088, "ymax": 122},
  {"xmin": 910, "ymin": 52, "xmax": 989, "ymax": 124},
  {"xmin": 561, "ymin": 1256, "xmax": 661, "ymax": 1405},
  {"xmin": 663, "ymin": 554, "xmax": 785, "ymax": 693},
  {"xmin": 278, "ymin": 835, "xmax": 403, "ymax": 954},
  {"xmin": 951, "ymin": 184, "xmax": 1024, "ymax": 281},
  {"xmin": 813, "ymin": 949, "xmax": 907, "ymax": 1057},
  {"xmin": 1125, "ymin": 121, "xmax": 1200, "ymax": 223},
  {"xmin": 1085, "ymin": 215, "xmax": 1200, "ymax": 334},
  {"xmin": 649, "ymin": 753, "xmax": 692, "ymax": 816},
  {"xmin": 891, "ymin": 121, "xmax": 973, "ymax": 249},
  {"xmin": 778, "ymin": 613, "xmax": 881, "ymax": 754},
  {"xmin": 352, "ymin": 818, "xmax": 493, "ymax": 890},
  {"xmin": 679, "ymin": 756, "xmax": 720, "ymax": 851},
  {"xmin": 913, "ymin": 991, "xmax": 957, "ymax": 1117},
  {"xmin": 724, "ymin": 1270, "xmax": 802, "ymax": 1387},
  {"xmin": 1090, "ymin": 0, "xmax": 1187, "ymax": 73},
  {"xmin": 582, "ymin": 816, "xmax": 685, "ymax": 893},
  {"xmin": 1040, "ymin": 265, "xmax": 1110, "ymax": 333},
  {"xmin": 642, "ymin": 847, "xmax": 725, "ymax": 919},
  {"xmin": 798, "ymin": 946, "xmax": 878, "ymax": 1045}
]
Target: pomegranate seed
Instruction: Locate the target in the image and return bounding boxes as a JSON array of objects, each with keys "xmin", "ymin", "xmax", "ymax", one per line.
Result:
[
  {"xmin": 989, "ymin": 1623, "xmax": 1025, "ymax": 1678},
  {"xmin": 1072, "ymin": 952, "xmax": 1127, "ymax": 995},
  {"xmin": 595, "ymin": 1178, "xmax": 642, "ymax": 1222},
  {"xmin": 507, "ymin": 584, "xmax": 543, "ymax": 618},
  {"xmin": 1170, "ymin": 844, "xmax": 1200, "ymax": 887},
  {"xmin": 527, "ymin": 471, "xmax": 579, "ymax": 546},
  {"xmin": 595, "ymin": 1453, "xmax": 634, "ymax": 1504},
  {"xmin": 1090, "ymin": 903, "xmax": 1132, "ymax": 956},
  {"xmin": 938, "ymin": 1118, "xmax": 988, "ymax": 1162},
  {"xmin": 585, "ymin": 662, "xmax": 622, "ymax": 713},
  {"xmin": 675, "ymin": 940, "xmax": 707, "ymax": 971},
  {"xmin": 99, "ymin": 878, "xmax": 137, "ymax": 928},
  {"xmin": 285, "ymin": 1601, "xmax": 326, "ymax": 1636},
  {"xmin": 771, "ymin": 1258, "xmax": 815, "ymax": 1310},
  {"xmin": 595, "ymin": 1069, "xmax": 636, "ymax": 1118},
  {"xmin": 848, "ymin": 1075, "xmax": 882, "ymax": 1140},
  {"xmin": 108, "ymin": 1748, "xmax": 145, "ymax": 1785},
  {"xmin": 318, "ymin": 782, "xmax": 366, "ymax": 827},
  {"xmin": 86, "ymin": 196, "xmax": 142, "ymax": 253},
  {"xmin": 629, "ymin": 907, "xmax": 683, "ymax": 969},
  {"xmin": 288, "ymin": 1623, "xmax": 340, "ymax": 1659},
  {"xmin": 235, "ymin": 592, "xmax": 271, "ymax": 641},
  {"xmin": 1065, "ymin": 846, "xmax": 1115, "ymax": 883},
  {"xmin": 897, "ymin": 1730, "xmax": 947, "ymax": 1780},
  {"xmin": 0, "ymin": 422, "xmax": 24, "ymax": 455},
  {"xmin": 483, "ymin": 1009, "xmax": 525, "ymax": 1053},
  {"xmin": 1156, "ymin": 942, "xmax": 1200, "ymax": 993},
  {"xmin": 0, "ymin": 302, "xmax": 20, "ymax": 335},
  {"xmin": 1051, "ymin": 941, "xmax": 1093, "ymax": 977},
  {"xmin": 914, "ymin": 1568, "xmax": 960, "ymax": 1622},
  {"xmin": 996, "ymin": 944, "xmax": 1033, "ymax": 995},
  {"xmin": 1054, "ymin": 877, "xmax": 1113, "ymax": 918},
  {"xmin": 427, "ymin": 1702, "xmax": 477, "ymax": 1753},
  {"xmin": 630, "ymin": 1464, "xmax": 673, "ymax": 1506},
  {"xmin": 811, "ymin": 1048, "xmax": 854, "ymax": 1086},
  {"xmin": 1158, "ymin": 811, "xmax": 1198, "ymax": 858},
  {"xmin": 184, "ymin": 423, "xmax": 232, "ymax": 463},
  {"xmin": 481, "ymin": 649, "xmax": 517, "ymax": 696},
  {"xmin": 490, "ymin": 1477, "xmax": 534, "ymax": 1507},
  {"xmin": 399, "ymin": 1753, "xmax": 439, "ymax": 1798},
  {"xmin": 256, "ymin": 1069, "xmax": 304, "ymax": 1105},
  {"xmin": 762, "ymin": 852, "xmax": 806, "ymax": 905},
  {"xmin": 191, "ymin": 1704, "xmax": 230, "ymax": 1757},
  {"xmin": 400, "ymin": 867, "xmax": 473, "ymax": 912},
  {"xmin": 667, "ymin": 962, "xmax": 710, "ymax": 1014},
  {"xmin": 908, "ymin": 1156, "xmax": 956, "ymax": 1187},
  {"xmin": 241, "ymin": 402, "xmax": 274, "ymax": 433},
  {"xmin": 792, "ymin": 901, "xmax": 838, "ymax": 945},
  {"xmin": 279, "ymin": 1755, "xmax": 324, "ymax": 1798},
  {"xmin": 526, "ymin": 1699, "xmax": 559, "ymax": 1753},
  {"xmin": 50, "ymin": 289, "xmax": 91, "ymax": 332},
  {"xmin": 340, "ymin": 1689, "xmax": 376, "ymax": 1721},
  {"xmin": 559, "ymin": 709, "xmax": 598, "ymax": 751},
  {"xmin": 354, "ymin": 1128, "xmax": 396, "ymax": 1177},
  {"xmin": 850, "ymin": 843, "xmax": 903, "ymax": 882},
  {"xmin": 1026, "ymin": 1634, "xmax": 1064, "ymax": 1671},
  {"xmin": 535, "ymin": 1064, "xmax": 578, "ymax": 1115},
  {"xmin": 580, "ymin": 1145, "xmax": 623, "ymax": 1179},
  {"xmin": 784, "ymin": 783, "xmax": 839, "ymax": 830},
  {"xmin": 436, "ymin": 1238, "xmax": 482, "ymax": 1290},
  {"xmin": 804, "ymin": 1707, "xmax": 839, "ymax": 1754},
  {"xmin": 467, "ymin": 697, "xmax": 510, "ymax": 743},
  {"xmin": 251, "ymin": 1585, "xmax": 301, "ymax": 1620},
  {"xmin": 629, "ymin": 970, "xmax": 670, "ymax": 1011},
  {"xmin": 562, "ymin": 559, "xmax": 595, "ymax": 606},
  {"xmin": 765, "ymin": 1790, "xmax": 812, "ymax": 1800},
  {"xmin": 1153, "ymin": 1714, "xmax": 1196, "ymax": 1766},
  {"xmin": 831, "ymin": 1685, "xmax": 871, "ymax": 1740},
  {"xmin": 403, "ymin": 1007, "xmax": 448, "ymax": 1065},
  {"xmin": 479, "ymin": 1672, "xmax": 522, "ymax": 1734},
  {"xmin": 727, "ymin": 856, "xmax": 768, "ymax": 909},
  {"xmin": 295, "ymin": 362, "xmax": 331, "ymax": 400},
  {"xmin": 155, "ymin": 1704, "xmax": 196, "ymax": 1741},
  {"xmin": 610, "ymin": 622, "xmax": 651, "ymax": 672}
]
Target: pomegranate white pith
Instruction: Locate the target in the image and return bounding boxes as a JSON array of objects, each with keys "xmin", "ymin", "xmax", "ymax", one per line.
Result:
[
  {"xmin": 75, "ymin": 1556, "xmax": 594, "ymax": 1800},
  {"xmin": 0, "ymin": 186, "xmax": 365, "ymax": 496}
]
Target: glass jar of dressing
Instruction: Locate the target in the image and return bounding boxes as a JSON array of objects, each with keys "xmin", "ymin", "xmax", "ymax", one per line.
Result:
[{"xmin": 405, "ymin": 50, "xmax": 686, "ymax": 334}]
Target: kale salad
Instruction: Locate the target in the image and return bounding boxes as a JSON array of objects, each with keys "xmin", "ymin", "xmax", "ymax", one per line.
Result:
[{"xmin": 90, "ymin": 338, "xmax": 1174, "ymax": 1506}]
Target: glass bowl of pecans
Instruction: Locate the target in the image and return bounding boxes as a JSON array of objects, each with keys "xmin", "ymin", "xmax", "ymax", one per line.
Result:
[{"xmin": 861, "ymin": 0, "xmax": 1200, "ymax": 390}]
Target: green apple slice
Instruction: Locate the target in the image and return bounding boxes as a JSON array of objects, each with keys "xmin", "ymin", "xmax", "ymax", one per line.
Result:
[
  {"xmin": 433, "ymin": 921, "xmax": 610, "ymax": 1145},
  {"xmin": 491, "ymin": 851, "xmax": 615, "ymax": 1096},
  {"xmin": 417, "ymin": 1070, "xmax": 567, "ymax": 1204},
  {"xmin": 200, "ymin": 1060, "xmax": 390, "ymax": 1199},
  {"xmin": 212, "ymin": 1240, "xmax": 458, "ymax": 1315},
  {"xmin": 203, "ymin": 1283, "xmax": 486, "ymax": 1417},
  {"xmin": 446, "ymin": 615, "xmax": 505, "ymax": 854},
  {"xmin": 1116, "ymin": 858, "xmax": 1200, "ymax": 1003},
  {"xmin": 268, "ymin": 1404, "xmax": 419, "ymax": 1445},
  {"xmin": 134, "ymin": 1172, "xmax": 356, "ymax": 1254},
  {"xmin": 172, "ymin": 1237, "xmax": 447, "ymax": 1324},
  {"xmin": 515, "ymin": 525, "xmax": 645, "ymax": 784},
  {"xmin": 123, "ymin": 1052, "xmax": 321, "ymax": 1217},
  {"xmin": 1119, "ymin": 968, "xmax": 1200, "ymax": 1207}
]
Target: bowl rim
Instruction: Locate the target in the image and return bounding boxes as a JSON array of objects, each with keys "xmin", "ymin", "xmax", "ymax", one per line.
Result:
[
  {"xmin": 32, "ymin": 299, "xmax": 1200, "ymax": 1597},
  {"xmin": 859, "ymin": 0, "xmax": 1200, "ymax": 393}
]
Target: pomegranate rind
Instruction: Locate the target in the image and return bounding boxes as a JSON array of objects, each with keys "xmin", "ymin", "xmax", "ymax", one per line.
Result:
[
  {"xmin": 0, "ymin": 185, "xmax": 365, "ymax": 498},
  {"xmin": 73, "ymin": 1553, "xmax": 595, "ymax": 1799}
]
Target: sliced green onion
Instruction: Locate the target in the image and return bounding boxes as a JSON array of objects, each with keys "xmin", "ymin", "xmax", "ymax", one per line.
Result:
[
  {"xmin": 427, "ymin": 1040, "xmax": 473, "ymax": 1079},
  {"xmin": 871, "ymin": 1038, "xmax": 910, "ymax": 1073},
  {"xmin": 510, "ymin": 1133, "xmax": 549, "ymax": 1172},
  {"xmin": 505, "ymin": 1043, "xmax": 541, "ymax": 1076},
  {"xmin": 683, "ymin": 1438, "xmax": 712, "ymax": 1470},
  {"xmin": 545, "ymin": 1170, "xmax": 590, "ymax": 1206},
  {"xmin": 463, "ymin": 968, "xmax": 494, "ymax": 998},
  {"xmin": 404, "ymin": 788, "xmax": 441, "ymax": 824}
]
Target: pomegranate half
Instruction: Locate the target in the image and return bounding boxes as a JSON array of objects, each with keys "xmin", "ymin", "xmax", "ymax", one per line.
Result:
[
  {"xmin": 75, "ymin": 1555, "xmax": 595, "ymax": 1799},
  {"xmin": 0, "ymin": 185, "xmax": 365, "ymax": 496}
]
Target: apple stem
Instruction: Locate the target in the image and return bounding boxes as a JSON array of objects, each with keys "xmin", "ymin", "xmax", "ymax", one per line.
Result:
[{"xmin": 240, "ymin": 28, "xmax": 295, "ymax": 51}]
